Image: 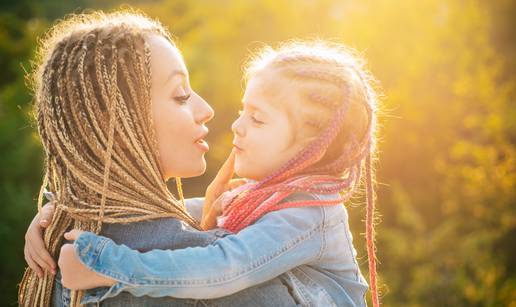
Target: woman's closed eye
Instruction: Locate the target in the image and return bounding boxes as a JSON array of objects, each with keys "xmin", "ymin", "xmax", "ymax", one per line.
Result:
[{"xmin": 174, "ymin": 93, "xmax": 191, "ymax": 104}]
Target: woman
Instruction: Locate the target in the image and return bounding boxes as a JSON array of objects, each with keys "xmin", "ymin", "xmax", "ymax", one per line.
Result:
[{"xmin": 21, "ymin": 10, "xmax": 296, "ymax": 307}]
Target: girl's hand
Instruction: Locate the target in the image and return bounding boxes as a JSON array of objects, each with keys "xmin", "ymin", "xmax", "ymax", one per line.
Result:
[
  {"xmin": 24, "ymin": 202, "xmax": 57, "ymax": 277},
  {"xmin": 200, "ymin": 192, "xmax": 228, "ymax": 230},
  {"xmin": 202, "ymin": 150, "xmax": 246, "ymax": 229},
  {"xmin": 58, "ymin": 229, "xmax": 116, "ymax": 290}
]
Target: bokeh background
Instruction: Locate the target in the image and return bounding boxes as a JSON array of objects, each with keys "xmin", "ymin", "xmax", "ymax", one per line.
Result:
[{"xmin": 1, "ymin": 0, "xmax": 514, "ymax": 306}]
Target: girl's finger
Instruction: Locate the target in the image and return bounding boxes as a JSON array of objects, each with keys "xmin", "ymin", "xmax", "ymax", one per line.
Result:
[
  {"xmin": 25, "ymin": 245, "xmax": 43, "ymax": 278},
  {"xmin": 212, "ymin": 150, "xmax": 236, "ymax": 187},
  {"xmin": 64, "ymin": 229, "xmax": 83, "ymax": 241},
  {"xmin": 205, "ymin": 150, "xmax": 237, "ymax": 211},
  {"xmin": 228, "ymin": 178, "xmax": 248, "ymax": 190}
]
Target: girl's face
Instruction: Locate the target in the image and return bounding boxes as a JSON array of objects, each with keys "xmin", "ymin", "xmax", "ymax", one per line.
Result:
[
  {"xmin": 231, "ymin": 72, "xmax": 313, "ymax": 181},
  {"xmin": 148, "ymin": 35, "xmax": 214, "ymax": 180}
]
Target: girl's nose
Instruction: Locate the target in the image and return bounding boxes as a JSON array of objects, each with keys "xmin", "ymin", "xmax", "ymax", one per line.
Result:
[
  {"xmin": 194, "ymin": 93, "xmax": 214, "ymax": 125},
  {"xmin": 231, "ymin": 115, "xmax": 245, "ymax": 137}
]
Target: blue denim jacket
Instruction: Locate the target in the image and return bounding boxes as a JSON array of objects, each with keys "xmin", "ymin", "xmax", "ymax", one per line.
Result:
[
  {"xmin": 54, "ymin": 198, "xmax": 297, "ymax": 307},
  {"xmin": 74, "ymin": 194, "xmax": 369, "ymax": 306}
]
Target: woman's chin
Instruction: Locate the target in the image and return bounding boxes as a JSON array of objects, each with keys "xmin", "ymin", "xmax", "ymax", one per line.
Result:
[
  {"xmin": 164, "ymin": 159, "xmax": 207, "ymax": 179},
  {"xmin": 183, "ymin": 160, "xmax": 207, "ymax": 178}
]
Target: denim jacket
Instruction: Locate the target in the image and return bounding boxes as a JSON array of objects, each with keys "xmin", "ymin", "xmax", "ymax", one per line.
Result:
[
  {"xmin": 74, "ymin": 194, "xmax": 369, "ymax": 306},
  {"xmin": 55, "ymin": 198, "xmax": 297, "ymax": 307}
]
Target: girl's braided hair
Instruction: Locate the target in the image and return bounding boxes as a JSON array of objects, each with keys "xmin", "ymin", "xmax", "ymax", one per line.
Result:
[{"xmin": 221, "ymin": 40, "xmax": 381, "ymax": 306}]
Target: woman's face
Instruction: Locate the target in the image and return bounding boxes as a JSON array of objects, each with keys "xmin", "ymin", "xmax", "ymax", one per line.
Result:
[{"xmin": 148, "ymin": 35, "xmax": 214, "ymax": 180}]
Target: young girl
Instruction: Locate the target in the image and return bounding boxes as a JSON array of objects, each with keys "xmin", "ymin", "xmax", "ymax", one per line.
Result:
[{"xmin": 59, "ymin": 41, "xmax": 381, "ymax": 307}]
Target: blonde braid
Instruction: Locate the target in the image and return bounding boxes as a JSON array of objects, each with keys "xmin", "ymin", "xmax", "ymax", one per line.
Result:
[
  {"xmin": 175, "ymin": 177, "xmax": 186, "ymax": 208},
  {"xmin": 96, "ymin": 44, "xmax": 118, "ymax": 233},
  {"xmin": 19, "ymin": 11, "xmax": 199, "ymax": 307}
]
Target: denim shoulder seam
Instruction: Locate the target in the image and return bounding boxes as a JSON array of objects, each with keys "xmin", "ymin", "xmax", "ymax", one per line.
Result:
[
  {"xmin": 285, "ymin": 270, "xmax": 311, "ymax": 305},
  {"xmin": 318, "ymin": 205, "xmax": 326, "ymax": 261},
  {"xmin": 342, "ymin": 220, "xmax": 361, "ymax": 281},
  {"xmin": 296, "ymin": 267, "xmax": 337, "ymax": 307},
  {"xmin": 311, "ymin": 193, "xmax": 330, "ymax": 261}
]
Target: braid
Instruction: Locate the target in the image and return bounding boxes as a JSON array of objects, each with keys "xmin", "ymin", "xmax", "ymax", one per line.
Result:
[
  {"xmin": 96, "ymin": 44, "xmax": 118, "ymax": 233},
  {"xmin": 175, "ymin": 177, "xmax": 186, "ymax": 208},
  {"xmin": 365, "ymin": 148, "xmax": 379, "ymax": 307},
  {"xmin": 19, "ymin": 11, "xmax": 198, "ymax": 307}
]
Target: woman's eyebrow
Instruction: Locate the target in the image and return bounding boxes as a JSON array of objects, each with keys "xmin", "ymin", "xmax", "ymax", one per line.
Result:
[{"xmin": 164, "ymin": 69, "xmax": 187, "ymax": 86}]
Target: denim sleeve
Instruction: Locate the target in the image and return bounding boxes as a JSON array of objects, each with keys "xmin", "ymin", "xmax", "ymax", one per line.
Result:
[{"xmin": 74, "ymin": 206, "xmax": 325, "ymax": 299}]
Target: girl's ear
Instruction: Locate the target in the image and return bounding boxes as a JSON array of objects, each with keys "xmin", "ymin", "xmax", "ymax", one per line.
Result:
[{"xmin": 290, "ymin": 135, "xmax": 319, "ymax": 156}]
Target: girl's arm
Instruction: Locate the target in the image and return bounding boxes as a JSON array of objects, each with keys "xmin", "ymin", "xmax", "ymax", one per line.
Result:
[{"xmin": 68, "ymin": 205, "xmax": 324, "ymax": 299}]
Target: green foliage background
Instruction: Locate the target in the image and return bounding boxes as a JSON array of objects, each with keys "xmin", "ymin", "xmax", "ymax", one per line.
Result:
[{"xmin": 1, "ymin": 0, "xmax": 514, "ymax": 305}]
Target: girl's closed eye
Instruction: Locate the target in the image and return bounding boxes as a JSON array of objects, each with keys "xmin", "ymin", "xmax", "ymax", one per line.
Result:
[
  {"xmin": 251, "ymin": 115, "xmax": 264, "ymax": 125},
  {"xmin": 238, "ymin": 110, "xmax": 264, "ymax": 125}
]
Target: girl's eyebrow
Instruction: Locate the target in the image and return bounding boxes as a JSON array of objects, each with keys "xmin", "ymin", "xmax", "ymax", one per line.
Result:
[{"xmin": 241, "ymin": 100, "xmax": 268, "ymax": 115}]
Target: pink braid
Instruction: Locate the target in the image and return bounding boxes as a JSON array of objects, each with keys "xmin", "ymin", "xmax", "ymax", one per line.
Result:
[
  {"xmin": 222, "ymin": 44, "xmax": 381, "ymax": 306},
  {"xmin": 365, "ymin": 149, "xmax": 379, "ymax": 307}
]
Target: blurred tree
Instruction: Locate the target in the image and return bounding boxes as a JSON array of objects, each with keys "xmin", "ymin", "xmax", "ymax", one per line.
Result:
[{"xmin": 1, "ymin": 0, "xmax": 514, "ymax": 305}]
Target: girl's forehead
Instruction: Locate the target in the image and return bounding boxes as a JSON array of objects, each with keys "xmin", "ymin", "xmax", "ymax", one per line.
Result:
[
  {"xmin": 246, "ymin": 69, "xmax": 301, "ymax": 114},
  {"xmin": 244, "ymin": 71, "xmax": 292, "ymax": 104},
  {"xmin": 242, "ymin": 76, "xmax": 291, "ymax": 116}
]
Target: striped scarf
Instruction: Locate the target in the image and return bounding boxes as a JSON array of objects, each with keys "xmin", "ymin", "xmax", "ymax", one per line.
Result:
[{"xmin": 218, "ymin": 172, "xmax": 359, "ymax": 233}]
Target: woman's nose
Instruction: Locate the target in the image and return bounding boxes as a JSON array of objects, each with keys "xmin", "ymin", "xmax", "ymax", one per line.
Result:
[
  {"xmin": 194, "ymin": 93, "xmax": 214, "ymax": 125},
  {"xmin": 231, "ymin": 115, "xmax": 245, "ymax": 137}
]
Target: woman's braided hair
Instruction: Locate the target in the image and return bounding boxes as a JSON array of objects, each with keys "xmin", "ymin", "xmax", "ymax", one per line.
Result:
[
  {"xmin": 220, "ymin": 41, "xmax": 381, "ymax": 306},
  {"xmin": 19, "ymin": 10, "xmax": 198, "ymax": 306}
]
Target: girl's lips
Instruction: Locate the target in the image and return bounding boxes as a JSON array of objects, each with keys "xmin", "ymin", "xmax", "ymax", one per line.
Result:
[
  {"xmin": 233, "ymin": 144, "xmax": 244, "ymax": 153},
  {"xmin": 195, "ymin": 139, "xmax": 209, "ymax": 152}
]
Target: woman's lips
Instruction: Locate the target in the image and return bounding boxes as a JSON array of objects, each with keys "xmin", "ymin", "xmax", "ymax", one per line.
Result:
[
  {"xmin": 195, "ymin": 128, "xmax": 209, "ymax": 152},
  {"xmin": 195, "ymin": 139, "xmax": 209, "ymax": 152}
]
